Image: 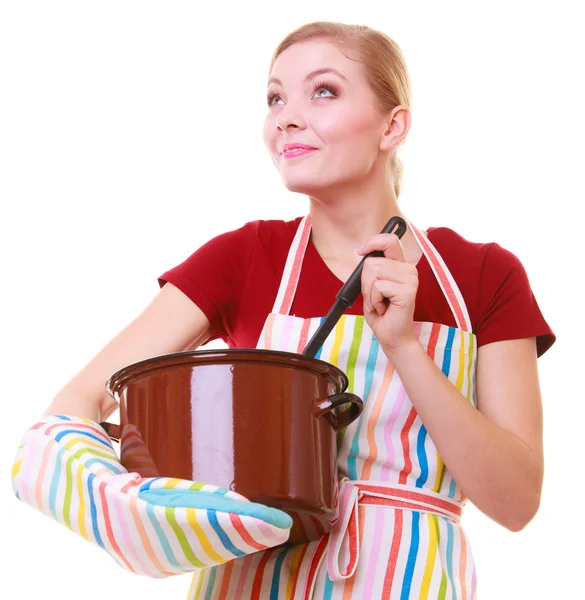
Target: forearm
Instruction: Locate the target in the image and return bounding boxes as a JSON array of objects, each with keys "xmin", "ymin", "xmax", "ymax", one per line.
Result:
[{"xmin": 383, "ymin": 340, "xmax": 543, "ymax": 531}]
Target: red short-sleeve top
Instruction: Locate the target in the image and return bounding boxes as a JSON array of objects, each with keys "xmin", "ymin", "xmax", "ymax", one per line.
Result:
[{"xmin": 157, "ymin": 217, "xmax": 555, "ymax": 357}]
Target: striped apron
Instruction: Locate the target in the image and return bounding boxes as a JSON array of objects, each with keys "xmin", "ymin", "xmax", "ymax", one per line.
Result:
[{"xmin": 187, "ymin": 215, "xmax": 478, "ymax": 599}]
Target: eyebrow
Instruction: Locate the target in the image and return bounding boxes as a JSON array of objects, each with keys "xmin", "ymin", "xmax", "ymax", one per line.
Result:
[{"xmin": 267, "ymin": 67, "xmax": 348, "ymax": 88}]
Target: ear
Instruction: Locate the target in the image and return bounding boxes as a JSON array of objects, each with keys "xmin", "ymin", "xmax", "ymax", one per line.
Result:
[{"xmin": 379, "ymin": 105, "xmax": 411, "ymax": 152}]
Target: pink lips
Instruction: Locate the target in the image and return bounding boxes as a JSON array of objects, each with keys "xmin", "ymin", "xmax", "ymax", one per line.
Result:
[{"xmin": 281, "ymin": 144, "xmax": 317, "ymax": 159}]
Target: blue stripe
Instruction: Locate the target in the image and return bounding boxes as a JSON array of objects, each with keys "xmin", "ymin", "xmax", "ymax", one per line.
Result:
[
  {"xmin": 445, "ymin": 519, "xmax": 457, "ymax": 599},
  {"xmin": 55, "ymin": 415, "xmax": 72, "ymax": 420},
  {"xmin": 270, "ymin": 546, "xmax": 293, "ymax": 599},
  {"xmin": 400, "ymin": 511, "xmax": 420, "ymax": 600},
  {"xmin": 207, "ymin": 510, "xmax": 246, "ymax": 557},
  {"xmin": 204, "ymin": 568, "xmax": 217, "ymax": 600},
  {"xmin": 144, "ymin": 502, "xmax": 184, "ymax": 570},
  {"xmin": 49, "ymin": 446, "xmax": 66, "ymax": 519},
  {"xmin": 84, "ymin": 458, "xmax": 124, "ymax": 474},
  {"xmin": 323, "ymin": 572, "xmax": 334, "ymax": 598},
  {"xmin": 139, "ymin": 477, "xmax": 164, "ymax": 491},
  {"xmin": 441, "ymin": 328, "xmax": 456, "ymax": 376},
  {"xmin": 314, "ymin": 317, "xmax": 325, "ymax": 360},
  {"xmin": 54, "ymin": 429, "xmax": 113, "ymax": 450},
  {"xmin": 86, "ymin": 473, "xmax": 104, "ymax": 547},
  {"xmin": 347, "ymin": 336, "xmax": 379, "ymax": 479},
  {"xmin": 415, "ymin": 425, "xmax": 429, "ymax": 487},
  {"xmin": 448, "ymin": 477, "xmax": 457, "ymax": 499}
]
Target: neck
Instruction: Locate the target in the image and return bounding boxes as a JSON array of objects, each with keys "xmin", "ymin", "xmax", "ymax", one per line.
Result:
[{"xmin": 307, "ymin": 177, "xmax": 422, "ymax": 268}]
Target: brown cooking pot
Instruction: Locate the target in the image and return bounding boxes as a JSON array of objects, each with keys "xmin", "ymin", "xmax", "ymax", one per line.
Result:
[{"xmin": 100, "ymin": 348, "xmax": 363, "ymax": 545}]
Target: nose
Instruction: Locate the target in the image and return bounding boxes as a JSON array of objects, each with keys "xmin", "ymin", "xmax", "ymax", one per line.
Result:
[{"xmin": 275, "ymin": 103, "xmax": 307, "ymax": 132}]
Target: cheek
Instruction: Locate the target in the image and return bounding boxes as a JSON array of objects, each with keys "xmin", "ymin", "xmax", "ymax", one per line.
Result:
[{"xmin": 262, "ymin": 117, "xmax": 276, "ymax": 150}]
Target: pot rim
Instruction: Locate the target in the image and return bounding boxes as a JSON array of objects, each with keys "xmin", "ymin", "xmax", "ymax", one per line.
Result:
[{"xmin": 105, "ymin": 348, "xmax": 349, "ymax": 402}]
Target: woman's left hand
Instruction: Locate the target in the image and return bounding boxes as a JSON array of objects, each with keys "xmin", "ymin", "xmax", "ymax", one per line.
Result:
[{"xmin": 358, "ymin": 233, "xmax": 419, "ymax": 352}]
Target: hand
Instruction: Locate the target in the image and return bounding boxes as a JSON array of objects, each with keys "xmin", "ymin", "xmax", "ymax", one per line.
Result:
[{"xmin": 357, "ymin": 233, "xmax": 419, "ymax": 352}]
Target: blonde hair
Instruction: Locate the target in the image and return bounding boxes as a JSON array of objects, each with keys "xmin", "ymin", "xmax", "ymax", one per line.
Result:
[{"xmin": 269, "ymin": 21, "xmax": 412, "ymax": 198}]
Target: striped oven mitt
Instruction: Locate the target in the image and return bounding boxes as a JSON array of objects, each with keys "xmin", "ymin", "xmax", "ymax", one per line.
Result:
[{"xmin": 11, "ymin": 414, "xmax": 292, "ymax": 577}]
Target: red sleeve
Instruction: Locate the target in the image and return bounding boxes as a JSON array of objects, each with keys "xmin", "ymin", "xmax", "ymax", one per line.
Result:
[
  {"xmin": 475, "ymin": 243, "xmax": 555, "ymax": 357},
  {"xmin": 156, "ymin": 222, "xmax": 255, "ymax": 344}
]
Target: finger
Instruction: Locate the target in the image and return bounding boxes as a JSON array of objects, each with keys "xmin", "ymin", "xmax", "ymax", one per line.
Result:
[
  {"xmin": 361, "ymin": 257, "xmax": 418, "ymax": 284},
  {"xmin": 370, "ymin": 280, "xmax": 413, "ymax": 315},
  {"xmin": 357, "ymin": 233, "xmax": 407, "ymax": 263},
  {"xmin": 360, "ymin": 257, "xmax": 417, "ymax": 312}
]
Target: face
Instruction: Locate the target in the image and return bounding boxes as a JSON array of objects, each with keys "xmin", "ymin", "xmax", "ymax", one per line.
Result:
[{"xmin": 263, "ymin": 39, "xmax": 391, "ymax": 196}]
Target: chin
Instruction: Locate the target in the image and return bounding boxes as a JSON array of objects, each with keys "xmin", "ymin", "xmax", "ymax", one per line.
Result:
[{"xmin": 280, "ymin": 173, "xmax": 338, "ymax": 196}]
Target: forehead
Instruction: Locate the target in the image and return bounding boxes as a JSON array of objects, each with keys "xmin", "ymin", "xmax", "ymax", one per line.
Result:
[{"xmin": 268, "ymin": 39, "xmax": 364, "ymax": 86}]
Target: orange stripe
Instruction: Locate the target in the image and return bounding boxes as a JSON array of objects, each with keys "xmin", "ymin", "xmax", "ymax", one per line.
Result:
[
  {"xmin": 341, "ymin": 505, "xmax": 366, "ymax": 599},
  {"xmin": 382, "ymin": 508, "xmax": 403, "ymax": 596},
  {"xmin": 218, "ymin": 560, "xmax": 235, "ymax": 598},
  {"xmin": 459, "ymin": 524, "xmax": 468, "ymax": 599},
  {"xmin": 128, "ymin": 491, "xmax": 174, "ymax": 575},
  {"xmin": 289, "ymin": 543, "xmax": 310, "ymax": 599},
  {"xmin": 398, "ymin": 408, "xmax": 418, "ymax": 484},
  {"xmin": 360, "ymin": 362, "xmax": 395, "ymax": 479}
]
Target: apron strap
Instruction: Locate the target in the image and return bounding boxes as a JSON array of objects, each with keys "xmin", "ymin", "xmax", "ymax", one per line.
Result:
[
  {"xmin": 270, "ymin": 216, "xmax": 312, "ymax": 315},
  {"xmin": 407, "ymin": 220, "xmax": 472, "ymax": 332}
]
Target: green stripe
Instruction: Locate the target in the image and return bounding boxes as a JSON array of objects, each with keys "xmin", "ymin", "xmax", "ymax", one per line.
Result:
[
  {"xmin": 63, "ymin": 454, "xmax": 76, "ymax": 530},
  {"xmin": 73, "ymin": 448, "xmax": 117, "ymax": 462},
  {"xmin": 165, "ymin": 506, "xmax": 207, "ymax": 569},
  {"xmin": 165, "ymin": 506, "xmax": 206, "ymax": 568},
  {"xmin": 194, "ymin": 570, "xmax": 205, "ymax": 598},
  {"xmin": 434, "ymin": 516, "xmax": 447, "ymax": 600},
  {"xmin": 337, "ymin": 317, "xmax": 364, "ymax": 449},
  {"xmin": 188, "ymin": 482, "xmax": 206, "ymax": 491}
]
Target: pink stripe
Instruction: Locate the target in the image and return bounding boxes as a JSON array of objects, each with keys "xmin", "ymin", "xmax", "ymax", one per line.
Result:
[
  {"xmin": 280, "ymin": 218, "xmax": 311, "ymax": 314},
  {"xmin": 363, "ymin": 506, "xmax": 385, "ymax": 598},
  {"xmin": 380, "ymin": 383, "xmax": 408, "ymax": 481},
  {"xmin": 20, "ymin": 431, "xmax": 43, "ymax": 506},
  {"xmin": 110, "ymin": 488, "xmax": 144, "ymax": 573},
  {"xmin": 234, "ymin": 555, "xmax": 253, "ymax": 599},
  {"xmin": 281, "ymin": 316, "xmax": 293, "ymax": 352}
]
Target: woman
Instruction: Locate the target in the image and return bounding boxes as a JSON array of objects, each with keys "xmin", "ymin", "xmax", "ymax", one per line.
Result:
[{"xmin": 40, "ymin": 21, "xmax": 554, "ymax": 599}]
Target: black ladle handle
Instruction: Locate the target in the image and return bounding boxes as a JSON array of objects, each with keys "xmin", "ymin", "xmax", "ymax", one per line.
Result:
[{"xmin": 336, "ymin": 216, "xmax": 407, "ymax": 307}]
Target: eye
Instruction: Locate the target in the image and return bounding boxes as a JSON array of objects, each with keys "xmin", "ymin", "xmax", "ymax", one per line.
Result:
[
  {"xmin": 312, "ymin": 81, "xmax": 338, "ymax": 99},
  {"xmin": 267, "ymin": 91, "xmax": 283, "ymax": 107}
]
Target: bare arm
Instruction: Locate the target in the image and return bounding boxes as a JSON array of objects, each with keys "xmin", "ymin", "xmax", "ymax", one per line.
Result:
[
  {"xmin": 384, "ymin": 337, "xmax": 544, "ymax": 531},
  {"xmin": 43, "ymin": 282, "xmax": 211, "ymax": 422}
]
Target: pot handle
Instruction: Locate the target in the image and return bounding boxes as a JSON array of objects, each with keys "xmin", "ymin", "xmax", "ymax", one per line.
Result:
[
  {"xmin": 315, "ymin": 393, "xmax": 363, "ymax": 432},
  {"xmin": 100, "ymin": 421, "xmax": 121, "ymax": 442}
]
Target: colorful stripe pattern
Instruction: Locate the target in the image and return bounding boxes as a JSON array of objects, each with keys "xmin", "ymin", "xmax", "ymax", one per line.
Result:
[
  {"xmin": 191, "ymin": 216, "xmax": 478, "ymax": 598},
  {"xmin": 11, "ymin": 415, "xmax": 292, "ymax": 578}
]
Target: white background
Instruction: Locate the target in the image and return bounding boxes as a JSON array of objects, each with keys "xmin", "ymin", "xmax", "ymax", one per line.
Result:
[{"xmin": 1, "ymin": 1, "xmax": 582, "ymax": 598}]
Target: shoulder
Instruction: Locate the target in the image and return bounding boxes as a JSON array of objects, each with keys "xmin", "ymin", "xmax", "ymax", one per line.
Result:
[{"xmin": 426, "ymin": 226, "xmax": 524, "ymax": 279}]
